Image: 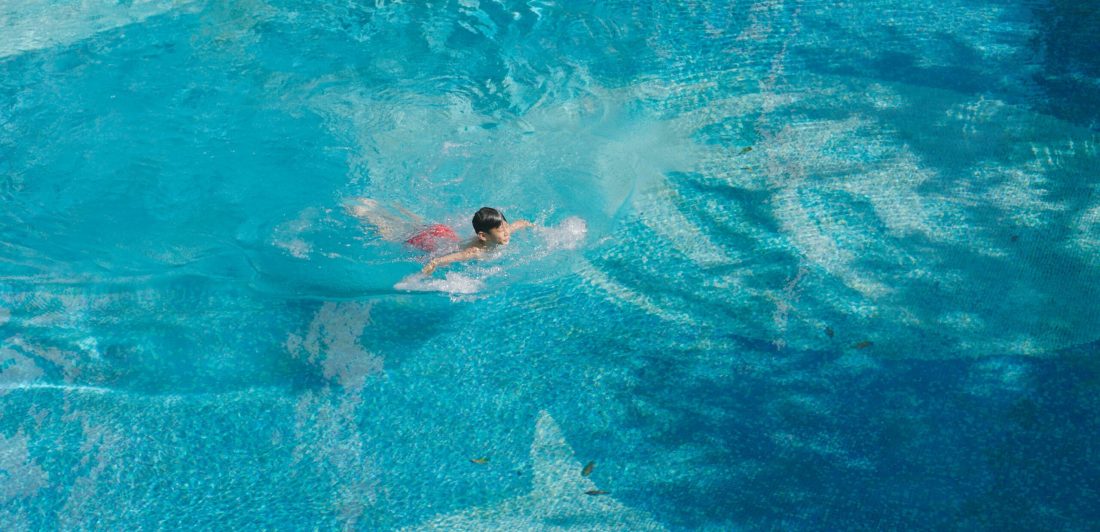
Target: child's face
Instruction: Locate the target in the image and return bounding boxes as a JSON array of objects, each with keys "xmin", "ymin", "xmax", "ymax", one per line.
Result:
[{"xmin": 479, "ymin": 224, "xmax": 510, "ymax": 246}]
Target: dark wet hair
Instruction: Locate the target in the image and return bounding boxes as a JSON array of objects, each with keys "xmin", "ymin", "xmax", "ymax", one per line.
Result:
[{"xmin": 472, "ymin": 207, "xmax": 507, "ymax": 234}]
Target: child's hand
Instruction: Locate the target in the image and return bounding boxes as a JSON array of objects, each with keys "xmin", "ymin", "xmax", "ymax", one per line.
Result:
[
  {"xmin": 421, "ymin": 260, "xmax": 437, "ymax": 276},
  {"xmin": 511, "ymin": 220, "xmax": 534, "ymax": 230}
]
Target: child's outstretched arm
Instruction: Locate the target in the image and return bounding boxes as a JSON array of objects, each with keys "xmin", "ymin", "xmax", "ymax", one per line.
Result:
[
  {"xmin": 421, "ymin": 247, "xmax": 482, "ymax": 275},
  {"xmin": 510, "ymin": 220, "xmax": 534, "ymax": 231}
]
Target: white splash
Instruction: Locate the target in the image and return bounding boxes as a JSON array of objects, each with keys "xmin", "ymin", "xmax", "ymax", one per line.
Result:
[
  {"xmin": 535, "ymin": 216, "xmax": 588, "ymax": 251},
  {"xmin": 403, "ymin": 411, "xmax": 665, "ymax": 531},
  {"xmin": 394, "ymin": 271, "xmax": 486, "ymax": 297}
]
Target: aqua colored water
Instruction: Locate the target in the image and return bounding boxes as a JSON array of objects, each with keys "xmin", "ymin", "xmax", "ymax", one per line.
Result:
[{"xmin": 2, "ymin": 1, "xmax": 1099, "ymax": 529}]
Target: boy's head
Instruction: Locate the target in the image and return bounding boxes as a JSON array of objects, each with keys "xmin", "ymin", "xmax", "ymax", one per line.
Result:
[{"xmin": 473, "ymin": 207, "xmax": 510, "ymax": 245}]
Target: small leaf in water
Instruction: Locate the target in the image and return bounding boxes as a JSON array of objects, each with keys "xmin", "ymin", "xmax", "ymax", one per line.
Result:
[
  {"xmin": 825, "ymin": 327, "xmax": 834, "ymax": 338},
  {"xmin": 853, "ymin": 340, "xmax": 873, "ymax": 349},
  {"xmin": 581, "ymin": 461, "xmax": 595, "ymax": 477},
  {"xmin": 739, "ymin": 146, "xmax": 753, "ymax": 155},
  {"xmin": 586, "ymin": 490, "xmax": 609, "ymax": 496},
  {"xmin": 469, "ymin": 457, "xmax": 489, "ymax": 464}
]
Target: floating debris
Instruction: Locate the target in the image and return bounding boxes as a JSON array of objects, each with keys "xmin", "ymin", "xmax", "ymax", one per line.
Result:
[
  {"xmin": 581, "ymin": 461, "xmax": 595, "ymax": 477},
  {"xmin": 1010, "ymin": 235, "xmax": 1019, "ymax": 242},
  {"xmin": 469, "ymin": 457, "xmax": 489, "ymax": 464},
  {"xmin": 738, "ymin": 146, "xmax": 753, "ymax": 155},
  {"xmin": 585, "ymin": 490, "xmax": 609, "ymax": 496},
  {"xmin": 853, "ymin": 340, "xmax": 873, "ymax": 350},
  {"xmin": 825, "ymin": 327, "xmax": 834, "ymax": 338}
]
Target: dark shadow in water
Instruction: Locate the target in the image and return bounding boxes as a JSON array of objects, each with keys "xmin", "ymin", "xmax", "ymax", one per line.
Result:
[
  {"xmin": 1028, "ymin": 0, "xmax": 1100, "ymax": 130},
  {"xmin": 578, "ymin": 330, "xmax": 1100, "ymax": 529},
  {"xmin": 793, "ymin": 0, "xmax": 1100, "ymax": 130}
]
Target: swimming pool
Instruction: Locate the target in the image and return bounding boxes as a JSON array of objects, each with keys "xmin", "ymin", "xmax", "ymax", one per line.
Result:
[{"xmin": 2, "ymin": 0, "xmax": 1098, "ymax": 529}]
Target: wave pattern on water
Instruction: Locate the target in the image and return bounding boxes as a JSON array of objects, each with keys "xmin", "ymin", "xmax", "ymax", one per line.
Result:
[{"xmin": 2, "ymin": 0, "xmax": 1100, "ymax": 530}]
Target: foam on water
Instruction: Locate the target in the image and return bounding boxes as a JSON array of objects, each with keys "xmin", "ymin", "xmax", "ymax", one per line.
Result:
[
  {"xmin": 534, "ymin": 216, "xmax": 588, "ymax": 252},
  {"xmin": 394, "ymin": 271, "xmax": 488, "ymax": 298}
]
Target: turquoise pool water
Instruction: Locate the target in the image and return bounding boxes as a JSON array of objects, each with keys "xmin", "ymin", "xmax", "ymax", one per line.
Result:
[{"xmin": 2, "ymin": 0, "xmax": 1099, "ymax": 529}]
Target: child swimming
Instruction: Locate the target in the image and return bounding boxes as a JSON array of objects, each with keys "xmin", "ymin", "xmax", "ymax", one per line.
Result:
[
  {"xmin": 345, "ymin": 199, "xmax": 533, "ymax": 276},
  {"xmin": 420, "ymin": 207, "xmax": 533, "ymax": 275}
]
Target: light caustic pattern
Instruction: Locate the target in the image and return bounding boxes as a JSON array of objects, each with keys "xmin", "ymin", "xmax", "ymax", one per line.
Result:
[{"xmin": 2, "ymin": 0, "xmax": 1100, "ymax": 530}]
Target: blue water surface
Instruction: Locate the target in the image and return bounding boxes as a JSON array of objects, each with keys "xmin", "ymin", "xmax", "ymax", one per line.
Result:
[{"xmin": 2, "ymin": 0, "xmax": 1099, "ymax": 529}]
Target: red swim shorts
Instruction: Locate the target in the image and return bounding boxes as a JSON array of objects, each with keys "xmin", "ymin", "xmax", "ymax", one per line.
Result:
[{"xmin": 405, "ymin": 223, "xmax": 459, "ymax": 252}]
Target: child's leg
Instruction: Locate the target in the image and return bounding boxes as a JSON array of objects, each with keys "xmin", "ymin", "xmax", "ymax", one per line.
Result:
[
  {"xmin": 392, "ymin": 203, "xmax": 426, "ymax": 226},
  {"xmin": 345, "ymin": 197, "xmax": 420, "ymax": 241}
]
